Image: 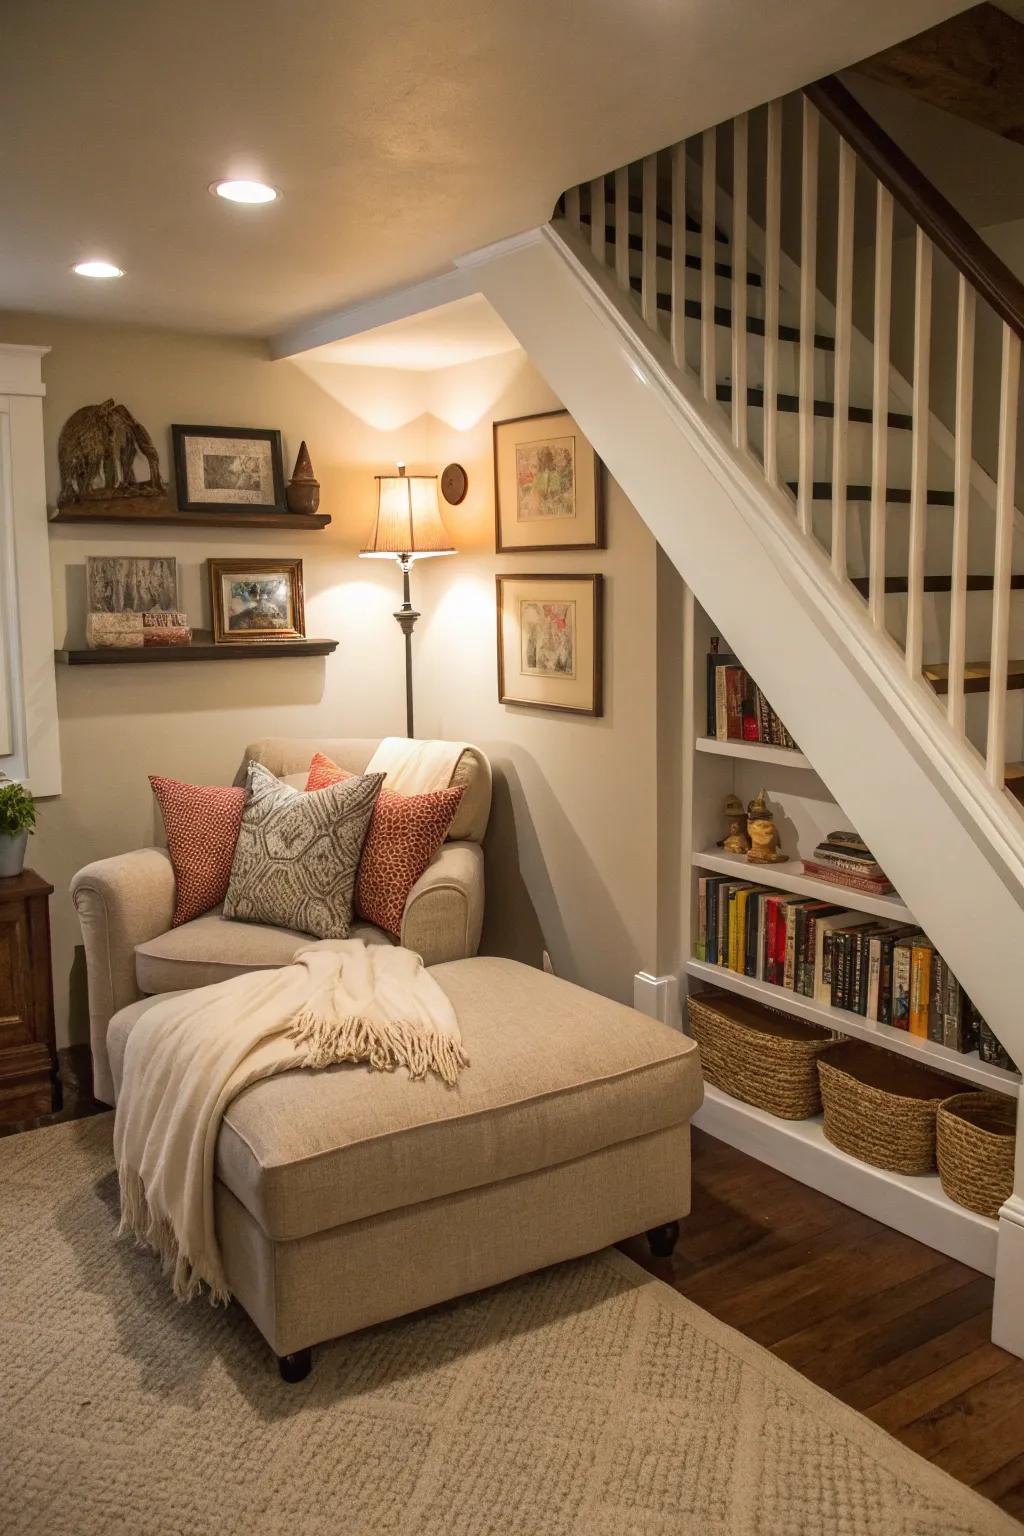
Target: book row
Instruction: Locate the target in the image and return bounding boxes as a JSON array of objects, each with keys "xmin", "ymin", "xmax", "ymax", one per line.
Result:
[
  {"xmin": 706, "ymin": 643, "xmax": 798, "ymax": 749},
  {"xmin": 695, "ymin": 873, "xmax": 1018, "ymax": 1071}
]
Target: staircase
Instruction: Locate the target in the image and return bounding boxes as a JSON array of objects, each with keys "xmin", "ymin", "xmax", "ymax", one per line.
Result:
[
  {"xmin": 566, "ymin": 78, "xmax": 1024, "ymax": 801},
  {"xmin": 451, "ymin": 74, "xmax": 1024, "ymax": 1355}
]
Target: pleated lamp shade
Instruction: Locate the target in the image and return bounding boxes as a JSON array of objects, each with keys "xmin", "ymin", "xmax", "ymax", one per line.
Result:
[{"xmin": 361, "ymin": 467, "xmax": 455, "ymax": 560}]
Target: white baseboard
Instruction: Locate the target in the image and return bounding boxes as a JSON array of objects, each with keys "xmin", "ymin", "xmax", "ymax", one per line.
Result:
[
  {"xmin": 633, "ymin": 972, "xmax": 681, "ymax": 1028},
  {"xmin": 993, "ymin": 1194, "xmax": 1024, "ymax": 1360}
]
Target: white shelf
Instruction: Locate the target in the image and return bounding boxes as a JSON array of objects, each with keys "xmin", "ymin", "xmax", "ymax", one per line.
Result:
[
  {"xmin": 692, "ymin": 1083, "xmax": 999, "ymax": 1275},
  {"xmin": 693, "ymin": 846, "xmax": 915, "ymax": 923},
  {"xmin": 696, "ymin": 736, "xmax": 813, "ymax": 771},
  {"xmin": 686, "ymin": 958, "xmax": 1021, "ymax": 1096}
]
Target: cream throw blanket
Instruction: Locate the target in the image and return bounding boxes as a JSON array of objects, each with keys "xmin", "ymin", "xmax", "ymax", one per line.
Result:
[
  {"xmin": 115, "ymin": 939, "xmax": 465, "ymax": 1305},
  {"xmin": 366, "ymin": 736, "xmax": 469, "ymax": 796}
]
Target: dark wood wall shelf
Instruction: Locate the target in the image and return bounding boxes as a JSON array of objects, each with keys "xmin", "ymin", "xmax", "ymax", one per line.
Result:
[
  {"xmin": 49, "ymin": 507, "xmax": 331, "ymax": 531},
  {"xmin": 56, "ymin": 633, "xmax": 338, "ymax": 665}
]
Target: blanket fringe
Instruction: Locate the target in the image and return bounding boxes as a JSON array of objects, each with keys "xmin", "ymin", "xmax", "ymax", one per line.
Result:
[
  {"xmin": 117, "ymin": 1165, "xmax": 232, "ymax": 1306},
  {"xmin": 288, "ymin": 1010, "xmax": 469, "ymax": 1085}
]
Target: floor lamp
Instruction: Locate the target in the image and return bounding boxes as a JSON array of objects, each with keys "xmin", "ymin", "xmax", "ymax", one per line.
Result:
[{"xmin": 360, "ymin": 464, "xmax": 455, "ymax": 738}]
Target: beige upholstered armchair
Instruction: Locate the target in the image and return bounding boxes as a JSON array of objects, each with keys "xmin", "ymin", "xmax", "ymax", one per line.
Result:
[{"xmin": 71, "ymin": 737, "xmax": 491, "ymax": 1105}]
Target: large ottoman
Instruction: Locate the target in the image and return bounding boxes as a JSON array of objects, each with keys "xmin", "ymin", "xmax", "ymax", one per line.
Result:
[{"xmin": 107, "ymin": 957, "xmax": 703, "ymax": 1379}]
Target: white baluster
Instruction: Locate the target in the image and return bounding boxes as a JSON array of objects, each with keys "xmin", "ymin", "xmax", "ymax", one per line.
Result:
[
  {"xmin": 701, "ymin": 128, "xmax": 716, "ymax": 401},
  {"xmin": 869, "ymin": 183, "xmax": 893, "ymax": 627},
  {"xmin": 986, "ymin": 324, "xmax": 1021, "ymax": 787},
  {"xmin": 589, "ymin": 177, "xmax": 605, "ymax": 262},
  {"xmin": 831, "ymin": 135, "xmax": 855, "ymax": 581},
  {"xmin": 671, "ymin": 142, "xmax": 687, "ymax": 372},
  {"xmin": 906, "ymin": 230, "xmax": 933, "ymax": 679},
  {"xmin": 763, "ymin": 100, "xmax": 783, "ymax": 482},
  {"xmin": 797, "ymin": 98, "xmax": 819, "ymax": 535},
  {"xmin": 565, "ymin": 185, "xmax": 581, "ymax": 232},
  {"xmin": 614, "ymin": 167, "xmax": 630, "ymax": 290},
  {"xmin": 731, "ymin": 114, "xmax": 749, "ymax": 449},
  {"xmin": 642, "ymin": 153, "xmax": 658, "ymax": 333},
  {"xmin": 948, "ymin": 277, "xmax": 976, "ymax": 737}
]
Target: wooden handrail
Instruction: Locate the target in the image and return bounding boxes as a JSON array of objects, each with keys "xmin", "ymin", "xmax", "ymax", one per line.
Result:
[{"xmin": 805, "ymin": 75, "xmax": 1024, "ymax": 343}]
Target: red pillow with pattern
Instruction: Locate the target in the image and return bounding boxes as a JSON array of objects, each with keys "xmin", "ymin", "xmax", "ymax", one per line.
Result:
[
  {"xmin": 149, "ymin": 775, "xmax": 246, "ymax": 927},
  {"xmin": 305, "ymin": 751, "xmax": 464, "ymax": 939}
]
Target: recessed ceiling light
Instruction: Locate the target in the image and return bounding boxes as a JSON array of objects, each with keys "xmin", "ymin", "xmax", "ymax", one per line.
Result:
[
  {"xmin": 72, "ymin": 260, "xmax": 124, "ymax": 279},
  {"xmin": 211, "ymin": 179, "xmax": 278, "ymax": 204}
]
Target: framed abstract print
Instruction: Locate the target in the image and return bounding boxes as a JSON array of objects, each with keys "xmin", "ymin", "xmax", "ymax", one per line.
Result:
[
  {"xmin": 496, "ymin": 573, "xmax": 603, "ymax": 717},
  {"xmin": 492, "ymin": 409, "xmax": 604, "ymax": 552}
]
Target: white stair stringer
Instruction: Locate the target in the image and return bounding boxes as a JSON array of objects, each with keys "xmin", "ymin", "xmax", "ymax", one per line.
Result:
[{"xmin": 459, "ymin": 225, "xmax": 1024, "ymax": 1356}]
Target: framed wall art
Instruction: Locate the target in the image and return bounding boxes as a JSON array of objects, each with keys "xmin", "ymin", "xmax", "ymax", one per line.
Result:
[
  {"xmin": 207, "ymin": 558, "xmax": 305, "ymax": 643},
  {"xmin": 496, "ymin": 573, "xmax": 603, "ymax": 717},
  {"xmin": 172, "ymin": 424, "xmax": 286, "ymax": 514},
  {"xmin": 493, "ymin": 409, "xmax": 604, "ymax": 552}
]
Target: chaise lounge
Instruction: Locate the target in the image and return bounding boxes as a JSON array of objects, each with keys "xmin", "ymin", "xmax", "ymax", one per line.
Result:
[{"xmin": 72, "ymin": 737, "xmax": 702, "ymax": 1378}]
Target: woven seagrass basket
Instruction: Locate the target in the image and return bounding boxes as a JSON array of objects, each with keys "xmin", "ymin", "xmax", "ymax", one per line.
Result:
[
  {"xmin": 686, "ymin": 991, "xmax": 833, "ymax": 1119},
  {"xmin": 936, "ymin": 1091, "xmax": 1017, "ymax": 1218},
  {"xmin": 817, "ymin": 1040, "xmax": 959, "ymax": 1174}
]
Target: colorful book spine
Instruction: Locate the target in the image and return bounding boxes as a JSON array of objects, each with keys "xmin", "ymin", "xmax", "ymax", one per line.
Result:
[
  {"xmin": 891, "ymin": 941, "xmax": 913, "ymax": 1029},
  {"xmin": 909, "ymin": 938, "xmax": 934, "ymax": 1039}
]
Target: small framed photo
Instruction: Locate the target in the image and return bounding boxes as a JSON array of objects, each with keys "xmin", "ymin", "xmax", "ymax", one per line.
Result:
[
  {"xmin": 208, "ymin": 558, "xmax": 305, "ymax": 643},
  {"xmin": 496, "ymin": 574, "xmax": 603, "ymax": 717},
  {"xmin": 172, "ymin": 425, "xmax": 286, "ymax": 514},
  {"xmin": 493, "ymin": 409, "xmax": 604, "ymax": 553}
]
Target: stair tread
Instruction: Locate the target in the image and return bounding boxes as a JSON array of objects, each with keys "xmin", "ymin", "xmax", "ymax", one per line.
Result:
[
  {"xmin": 604, "ymin": 231, "xmax": 763, "ymax": 284},
  {"xmin": 786, "ymin": 481, "xmax": 955, "ymax": 507},
  {"xmin": 924, "ymin": 660, "xmax": 1024, "ymax": 696},
  {"xmin": 850, "ymin": 574, "xmax": 1024, "ymax": 595},
  {"xmin": 718, "ymin": 385, "xmax": 912, "ymax": 430},
  {"xmin": 626, "ymin": 278, "xmax": 836, "ymax": 350},
  {"xmin": 579, "ymin": 205, "xmax": 724, "ymax": 241}
]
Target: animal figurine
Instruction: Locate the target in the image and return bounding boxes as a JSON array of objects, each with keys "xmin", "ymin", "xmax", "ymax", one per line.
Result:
[
  {"xmin": 746, "ymin": 788, "xmax": 787, "ymax": 864},
  {"xmin": 722, "ymin": 793, "xmax": 750, "ymax": 854},
  {"xmin": 57, "ymin": 400, "xmax": 164, "ymax": 506}
]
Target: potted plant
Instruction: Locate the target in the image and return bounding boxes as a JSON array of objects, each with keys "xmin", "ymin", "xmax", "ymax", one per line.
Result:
[{"xmin": 0, "ymin": 781, "xmax": 37, "ymax": 878}]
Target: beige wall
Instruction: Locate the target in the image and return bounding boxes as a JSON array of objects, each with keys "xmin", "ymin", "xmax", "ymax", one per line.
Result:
[{"xmin": 0, "ymin": 313, "xmax": 665, "ymax": 1048}]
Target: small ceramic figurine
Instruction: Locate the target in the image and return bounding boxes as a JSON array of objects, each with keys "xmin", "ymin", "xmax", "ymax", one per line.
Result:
[
  {"xmin": 746, "ymin": 788, "xmax": 787, "ymax": 864},
  {"xmin": 722, "ymin": 793, "xmax": 750, "ymax": 854}
]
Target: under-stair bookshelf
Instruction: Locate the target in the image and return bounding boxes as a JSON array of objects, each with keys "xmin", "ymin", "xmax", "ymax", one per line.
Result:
[{"xmin": 682, "ymin": 591, "xmax": 1019, "ymax": 1275}]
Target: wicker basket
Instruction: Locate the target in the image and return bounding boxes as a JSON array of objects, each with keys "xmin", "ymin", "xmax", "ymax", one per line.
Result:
[
  {"xmin": 686, "ymin": 991, "xmax": 834, "ymax": 1119},
  {"xmin": 937, "ymin": 1091, "xmax": 1017, "ymax": 1218},
  {"xmin": 817, "ymin": 1041, "xmax": 960, "ymax": 1174}
]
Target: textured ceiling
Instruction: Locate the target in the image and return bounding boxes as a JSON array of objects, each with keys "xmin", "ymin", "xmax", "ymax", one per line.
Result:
[{"xmin": 2, "ymin": 0, "xmax": 971, "ymax": 339}]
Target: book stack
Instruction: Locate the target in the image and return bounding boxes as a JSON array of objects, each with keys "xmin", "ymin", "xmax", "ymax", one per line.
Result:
[
  {"xmin": 801, "ymin": 830, "xmax": 896, "ymax": 898},
  {"xmin": 706, "ymin": 641, "xmax": 797, "ymax": 749},
  {"xmin": 695, "ymin": 873, "xmax": 1019, "ymax": 1068}
]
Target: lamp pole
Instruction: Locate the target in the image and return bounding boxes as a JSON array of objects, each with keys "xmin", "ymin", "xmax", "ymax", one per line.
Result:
[{"xmin": 393, "ymin": 554, "xmax": 419, "ymax": 738}]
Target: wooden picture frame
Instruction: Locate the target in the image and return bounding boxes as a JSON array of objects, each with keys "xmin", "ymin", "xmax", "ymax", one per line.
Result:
[
  {"xmin": 493, "ymin": 409, "xmax": 604, "ymax": 553},
  {"xmin": 496, "ymin": 573, "xmax": 603, "ymax": 717},
  {"xmin": 207, "ymin": 558, "xmax": 306, "ymax": 644},
  {"xmin": 172, "ymin": 424, "xmax": 286, "ymax": 514}
]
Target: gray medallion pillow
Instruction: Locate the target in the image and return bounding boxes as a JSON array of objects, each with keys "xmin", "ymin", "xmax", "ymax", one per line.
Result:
[{"xmin": 223, "ymin": 761, "xmax": 383, "ymax": 939}]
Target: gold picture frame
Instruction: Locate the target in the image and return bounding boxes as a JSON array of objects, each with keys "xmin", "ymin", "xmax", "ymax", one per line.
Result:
[
  {"xmin": 207, "ymin": 557, "xmax": 305, "ymax": 644},
  {"xmin": 496, "ymin": 573, "xmax": 603, "ymax": 717},
  {"xmin": 493, "ymin": 409, "xmax": 604, "ymax": 552}
]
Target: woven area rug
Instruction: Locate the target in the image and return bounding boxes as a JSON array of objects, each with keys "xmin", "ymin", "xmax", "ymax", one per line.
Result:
[{"xmin": 1, "ymin": 1115, "xmax": 1016, "ymax": 1536}]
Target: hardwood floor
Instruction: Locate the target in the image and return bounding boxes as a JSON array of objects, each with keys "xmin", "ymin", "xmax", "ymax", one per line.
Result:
[{"xmin": 620, "ymin": 1127, "xmax": 1024, "ymax": 1524}]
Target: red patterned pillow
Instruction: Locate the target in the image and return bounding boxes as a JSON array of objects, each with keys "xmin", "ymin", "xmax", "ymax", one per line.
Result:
[
  {"xmin": 305, "ymin": 752, "xmax": 464, "ymax": 939},
  {"xmin": 149, "ymin": 775, "xmax": 246, "ymax": 927}
]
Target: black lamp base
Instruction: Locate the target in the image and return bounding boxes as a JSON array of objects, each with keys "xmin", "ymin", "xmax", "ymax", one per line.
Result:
[{"xmin": 394, "ymin": 556, "xmax": 419, "ymax": 738}]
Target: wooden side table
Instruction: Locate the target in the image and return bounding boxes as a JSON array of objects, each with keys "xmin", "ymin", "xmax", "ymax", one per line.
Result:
[{"xmin": 0, "ymin": 869, "xmax": 58, "ymax": 1125}]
